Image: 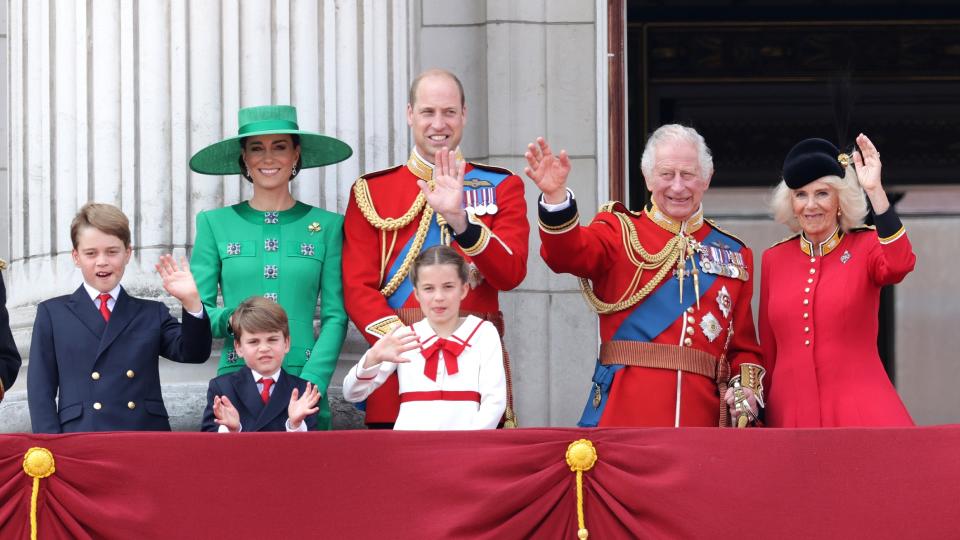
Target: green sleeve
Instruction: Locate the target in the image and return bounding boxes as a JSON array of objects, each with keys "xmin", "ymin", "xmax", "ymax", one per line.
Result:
[
  {"xmin": 191, "ymin": 211, "xmax": 235, "ymax": 339},
  {"xmin": 301, "ymin": 213, "xmax": 348, "ymax": 394}
]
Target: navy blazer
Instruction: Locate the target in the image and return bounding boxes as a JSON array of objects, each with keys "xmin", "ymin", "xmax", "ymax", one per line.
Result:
[
  {"xmin": 201, "ymin": 367, "xmax": 318, "ymax": 432},
  {"xmin": 28, "ymin": 285, "xmax": 212, "ymax": 433},
  {"xmin": 0, "ymin": 273, "xmax": 22, "ymax": 400}
]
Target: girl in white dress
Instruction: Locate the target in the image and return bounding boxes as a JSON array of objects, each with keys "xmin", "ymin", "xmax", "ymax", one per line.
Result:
[{"xmin": 342, "ymin": 246, "xmax": 506, "ymax": 430}]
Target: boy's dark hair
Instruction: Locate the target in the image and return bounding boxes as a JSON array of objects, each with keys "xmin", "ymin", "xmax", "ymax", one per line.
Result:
[
  {"xmin": 70, "ymin": 202, "xmax": 132, "ymax": 249},
  {"xmin": 231, "ymin": 296, "xmax": 290, "ymax": 340},
  {"xmin": 411, "ymin": 245, "xmax": 469, "ymax": 286}
]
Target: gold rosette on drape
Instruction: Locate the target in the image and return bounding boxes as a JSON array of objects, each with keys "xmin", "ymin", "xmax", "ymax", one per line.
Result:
[{"xmin": 565, "ymin": 439, "xmax": 598, "ymax": 539}]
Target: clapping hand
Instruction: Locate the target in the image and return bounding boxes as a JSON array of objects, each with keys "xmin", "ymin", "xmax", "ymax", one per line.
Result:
[
  {"xmin": 213, "ymin": 395, "xmax": 241, "ymax": 433},
  {"xmin": 287, "ymin": 382, "xmax": 321, "ymax": 430},
  {"xmin": 524, "ymin": 137, "xmax": 571, "ymax": 204},
  {"xmin": 418, "ymin": 148, "xmax": 468, "ymax": 233},
  {"xmin": 156, "ymin": 254, "xmax": 203, "ymax": 314},
  {"xmin": 363, "ymin": 327, "xmax": 419, "ymax": 369}
]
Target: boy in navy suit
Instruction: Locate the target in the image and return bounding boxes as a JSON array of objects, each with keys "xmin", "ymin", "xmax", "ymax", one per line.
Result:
[
  {"xmin": 28, "ymin": 203, "xmax": 212, "ymax": 433},
  {"xmin": 202, "ymin": 297, "xmax": 319, "ymax": 432}
]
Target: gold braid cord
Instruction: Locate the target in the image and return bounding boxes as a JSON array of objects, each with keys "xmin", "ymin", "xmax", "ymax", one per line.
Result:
[
  {"xmin": 23, "ymin": 447, "xmax": 56, "ymax": 540},
  {"xmin": 579, "ymin": 211, "xmax": 686, "ymax": 314},
  {"xmin": 566, "ymin": 439, "xmax": 598, "ymax": 539},
  {"xmin": 353, "ymin": 177, "xmax": 436, "ymax": 297},
  {"xmin": 353, "ymin": 178, "xmax": 427, "ymax": 231}
]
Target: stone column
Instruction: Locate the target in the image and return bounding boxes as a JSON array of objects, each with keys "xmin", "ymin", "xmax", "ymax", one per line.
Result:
[{"xmin": 2, "ymin": 0, "xmax": 411, "ymax": 431}]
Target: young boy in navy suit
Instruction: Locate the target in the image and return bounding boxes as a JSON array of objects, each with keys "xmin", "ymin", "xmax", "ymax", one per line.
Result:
[
  {"xmin": 28, "ymin": 203, "xmax": 212, "ymax": 432},
  {"xmin": 202, "ymin": 297, "xmax": 319, "ymax": 432}
]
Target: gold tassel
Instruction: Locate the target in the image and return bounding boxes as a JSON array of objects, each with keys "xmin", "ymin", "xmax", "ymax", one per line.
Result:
[
  {"xmin": 23, "ymin": 447, "xmax": 56, "ymax": 540},
  {"xmin": 566, "ymin": 439, "xmax": 598, "ymax": 539}
]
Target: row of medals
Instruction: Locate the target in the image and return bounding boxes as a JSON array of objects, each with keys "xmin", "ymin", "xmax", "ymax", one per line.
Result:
[
  {"xmin": 463, "ymin": 187, "xmax": 498, "ymax": 216},
  {"xmin": 694, "ymin": 240, "xmax": 750, "ymax": 281}
]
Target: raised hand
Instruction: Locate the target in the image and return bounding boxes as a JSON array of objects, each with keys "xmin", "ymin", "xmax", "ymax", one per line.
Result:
[
  {"xmin": 363, "ymin": 326, "xmax": 419, "ymax": 369},
  {"xmin": 213, "ymin": 395, "xmax": 241, "ymax": 433},
  {"xmin": 287, "ymin": 382, "xmax": 321, "ymax": 430},
  {"xmin": 156, "ymin": 254, "xmax": 203, "ymax": 313},
  {"xmin": 852, "ymin": 133, "xmax": 890, "ymax": 214},
  {"xmin": 418, "ymin": 148, "xmax": 468, "ymax": 233},
  {"xmin": 524, "ymin": 137, "xmax": 571, "ymax": 204}
]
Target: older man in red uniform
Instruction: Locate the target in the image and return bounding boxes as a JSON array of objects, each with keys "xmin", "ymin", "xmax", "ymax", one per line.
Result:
[
  {"xmin": 525, "ymin": 125, "xmax": 764, "ymax": 427},
  {"xmin": 343, "ymin": 69, "xmax": 528, "ymax": 427}
]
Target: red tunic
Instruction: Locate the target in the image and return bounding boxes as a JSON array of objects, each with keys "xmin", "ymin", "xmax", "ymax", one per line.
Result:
[
  {"xmin": 342, "ymin": 152, "xmax": 528, "ymax": 424},
  {"xmin": 539, "ymin": 200, "xmax": 763, "ymax": 427},
  {"xmin": 760, "ymin": 213, "xmax": 916, "ymax": 427}
]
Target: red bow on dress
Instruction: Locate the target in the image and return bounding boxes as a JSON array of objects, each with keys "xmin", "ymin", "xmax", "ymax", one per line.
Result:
[{"xmin": 421, "ymin": 337, "xmax": 466, "ymax": 382}]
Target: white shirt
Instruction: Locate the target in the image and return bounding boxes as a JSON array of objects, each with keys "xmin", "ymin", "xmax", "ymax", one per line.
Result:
[{"xmin": 342, "ymin": 315, "xmax": 506, "ymax": 430}]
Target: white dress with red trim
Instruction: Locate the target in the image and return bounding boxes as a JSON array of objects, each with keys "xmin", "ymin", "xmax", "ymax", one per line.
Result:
[{"xmin": 341, "ymin": 315, "xmax": 507, "ymax": 430}]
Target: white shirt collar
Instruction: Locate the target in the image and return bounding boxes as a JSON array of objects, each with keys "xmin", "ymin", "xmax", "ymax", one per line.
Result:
[
  {"xmin": 251, "ymin": 368, "xmax": 282, "ymax": 384},
  {"xmin": 82, "ymin": 282, "xmax": 122, "ymax": 306}
]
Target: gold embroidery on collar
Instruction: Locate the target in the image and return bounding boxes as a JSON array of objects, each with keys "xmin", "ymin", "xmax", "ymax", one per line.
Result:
[
  {"xmin": 406, "ymin": 148, "xmax": 465, "ymax": 182},
  {"xmin": 799, "ymin": 226, "xmax": 843, "ymax": 256},
  {"xmin": 644, "ymin": 202, "xmax": 704, "ymax": 235}
]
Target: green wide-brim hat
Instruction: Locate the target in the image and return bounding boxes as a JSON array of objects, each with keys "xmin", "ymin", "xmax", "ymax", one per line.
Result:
[{"xmin": 189, "ymin": 105, "xmax": 352, "ymax": 175}]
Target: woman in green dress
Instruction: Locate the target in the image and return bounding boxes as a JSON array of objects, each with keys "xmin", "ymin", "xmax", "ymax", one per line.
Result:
[{"xmin": 189, "ymin": 105, "xmax": 352, "ymax": 429}]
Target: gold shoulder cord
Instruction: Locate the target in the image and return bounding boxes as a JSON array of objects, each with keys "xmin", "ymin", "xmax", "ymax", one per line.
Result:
[
  {"xmin": 353, "ymin": 178, "xmax": 435, "ymax": 297},
  {"xmin": 579, "ymin": 211, "xmax": 685, "ymax": 314}
]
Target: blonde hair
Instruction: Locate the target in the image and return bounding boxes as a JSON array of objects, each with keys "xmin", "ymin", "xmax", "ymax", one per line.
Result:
[
  {"xmin": 770, "ymin": 165, "xmax": 868, "ymax": 233},
  {"xmin": 231, "ymin": 296, "xmax": 290, "ymax": 340}
]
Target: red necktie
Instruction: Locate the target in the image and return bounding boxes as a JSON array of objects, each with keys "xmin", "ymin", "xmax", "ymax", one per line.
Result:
[
  {"xmin": 98, "ymin": 293, "xmax": 112, "ymax": 322},
  {"xmin": 421, "ymin": 338, "xmax": 466, "ymax": 382},
  {"xmin": 259, "ymin": 378, "xmax": 274, "ymax": 404}
]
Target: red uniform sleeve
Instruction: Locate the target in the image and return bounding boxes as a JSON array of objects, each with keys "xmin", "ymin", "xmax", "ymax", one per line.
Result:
[
  {"xmin": 342, "ymin": 185, "xmax": 401, "ymax": 346},
  {"xmin": 868, "ymin": 208, "xmax": 916, "ymax": 286},
  {"xmin": 726, "ymin": 245, "xmax": 764, "ymax": 376},
  {"xmin": 538, "ymin": 198, "xmax": 621, "ymax": 280},
  {"xmin": 453, "ymin": 175, "xmax": 529, "ymax": 291}
]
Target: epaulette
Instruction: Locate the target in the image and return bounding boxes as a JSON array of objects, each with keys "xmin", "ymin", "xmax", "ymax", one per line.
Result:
[
  {"xmin": 468, "ymin": 161, "xmax": 515, "ymax": 176},
  {"xmin": 848, "ymin": 224, "xmax": 875, "ymax": 234},
  {"xmin": 0, "ymin": 258, "xmax": 6, "ymax": 271},
  {"xmin": 769, "ymin": 233, "xmax": 801, "ymax": 249},
  {"xmin": 705, "ymin": 218, "xmax": 748, "ymax": 247},
  {"xmin": 358, "ymin": 164, "xmax": 404, "ymax": 182},
  {"xmin": 598, "ymin": 200, "xmax": 641, "ymax": 216}
]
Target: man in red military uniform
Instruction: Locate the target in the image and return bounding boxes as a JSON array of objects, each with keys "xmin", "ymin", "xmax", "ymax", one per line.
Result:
[
  {"xmin": 343, "ymin": 69, "xmax": 528, "ymax": 427},
  {"xmin": 525, "ymin": 125, "xmax": 764, "ymax": 427}
]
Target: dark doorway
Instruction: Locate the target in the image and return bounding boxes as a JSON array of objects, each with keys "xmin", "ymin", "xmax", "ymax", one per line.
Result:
[{"xmin": 624, "ymin": 3, "xmax": 960, "ymax": 381}]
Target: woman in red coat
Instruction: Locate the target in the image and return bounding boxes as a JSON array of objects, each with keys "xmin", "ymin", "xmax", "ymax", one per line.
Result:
[{"xmin": 760, "ymin": 134, "xmax": 915, "ymax": 427}]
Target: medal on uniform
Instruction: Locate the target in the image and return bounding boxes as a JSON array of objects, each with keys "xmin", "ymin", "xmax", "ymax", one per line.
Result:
[
  {"xmin": 699, "ymin": 312, "xmax": 722, "ymax": 342},
  {"xmin": 716, "ymin": 286, "xmax": 732, "ymax": 319},
  {"xmin": 485, "ymin": 187, "xmax": 498, "ymax": 215},
  {"xmin": 474, "ymin": 189, "xmax": 487, "ymax": 216},
  {"xmin": 841, "ymin": 250, "xmax": 851, "ymax": 264},
  {"xmin": 464, "ymin": 190, "xmax": 476, "ymax": 215}
]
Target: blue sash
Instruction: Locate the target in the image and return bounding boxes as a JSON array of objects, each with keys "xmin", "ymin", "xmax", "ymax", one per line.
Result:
[
  {"xmin": 385, "ymin": 216, "xmax": 442, "ymax": 309},
  {"xmin": 578, "ymin": 227, "xmax": 742, "ymax": 426}
]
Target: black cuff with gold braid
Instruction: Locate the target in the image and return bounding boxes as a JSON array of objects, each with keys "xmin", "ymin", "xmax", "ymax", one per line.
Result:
[
  {"xmin": 453, "ymin": 220, "xmax": 485, "ymax": 255},
  {"xmin": 874, "ymin": 207, "xmax": 906, "ymax": 244},
  {"xmin": 538, "ymin": 195, "xmax": 579, "ymax": 234}
]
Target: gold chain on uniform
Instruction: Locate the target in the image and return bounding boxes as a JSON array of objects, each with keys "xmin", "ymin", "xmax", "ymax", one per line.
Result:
[
  {"xmin": 579, "ymin": 212, "xmax": 686, "ymax": 314},
  {"xmin": 353, "ymin": 177, "xmax": 439, "ymax": 297}
]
